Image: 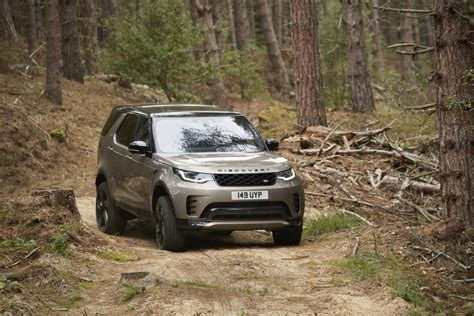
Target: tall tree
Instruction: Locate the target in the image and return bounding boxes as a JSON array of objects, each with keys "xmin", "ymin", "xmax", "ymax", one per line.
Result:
[
  {"xmin": 399, "ymin": 12, "xmax": 416, "ymax": 82},
  {"xmin": 45, "ymin": 0, "xmax": 62, "ymax": 105},
  {"xmin": 291, "ymin": 0, "xmax": 327, "ymax": 126},
  {"xmin": 365, "ymin": 0, "xmax": 384, "ymax": 76},
  {"xmin": 35, "ymin": 0, "xmax": 45, "ymax": 40},
  {"xmin": 256, "ymin": 0, "xmax": 289, "ymax": 90},
  {"xmin": 341, "ymin": 0, "xmax": 374, "ymax": 112},
  {"xmin": 246, "ymin": 0, "xmax": 256, "ymax": 42},
  {"xmin": 59, "ymin": 0, "xmax": 84, "ymax": 83},
  {"xmin": 232, "ymin": 0, "xmax": 250, "ymax": 50},
  {"xmin": 1, "ymin": 0, "xmax": 18, "ymax": 40},
  {"xmin": 82, "ymin": 0, "xmax": 98, "ymax": 75},
  {"xmin": 26, "ymin": 0, "xmax": 37, "ymax": 53},
  {"xmin": 272, "ymin": 0, "xmax": 282, "ymax": 45},
  {"xmin": 434, "ymin": 0, "xmax": 473, "ymax": 228},
  {"xmin": 192, "ymin": 0, "xmax": 227, "ymax": 105}
]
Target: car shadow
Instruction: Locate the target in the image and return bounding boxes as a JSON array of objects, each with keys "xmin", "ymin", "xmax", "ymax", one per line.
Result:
[{"xmin": 121, "ymin": 218, "xmax": 276, "ymax": 250}]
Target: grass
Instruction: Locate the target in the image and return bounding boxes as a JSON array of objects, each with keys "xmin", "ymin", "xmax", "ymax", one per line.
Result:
[
  {"xmin": 334, "ymin": 255, "xmax": 428, "ymax": 308},
  {"xmin": 64, "ymin": 292, "xmax": 82, "ymax": 309},
  {"xmin": 120, "ymin": 286, "xmax": 145, "ymax": 302},
  {"xmin": 49, "ymin": 233, "xmax": 69, "ymax": 255},
  {"xmin": 303, "ymin": 212, "xmax": 363, "ymax": 239},
  {"xmin": 2, "ymin": 238, "xmax": 37, "ymax": 251},
  {"xmin": 99, "ymin": 250, "xmax": 138, "ymax": 262}
]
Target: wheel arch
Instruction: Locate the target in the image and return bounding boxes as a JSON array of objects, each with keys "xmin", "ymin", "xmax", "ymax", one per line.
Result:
[
  {"xmin": 151, "ymin": 182, "xmax": 173, "ymax": 217},
  {"xmin": 95, "ymin": 172, "xmax": 107, "ymax": 188}
]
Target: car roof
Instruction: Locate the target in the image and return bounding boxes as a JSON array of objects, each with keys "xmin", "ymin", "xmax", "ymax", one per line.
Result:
[{"xmin": 115, "ymin": 103, "xmax": 242, "ymax": 117}]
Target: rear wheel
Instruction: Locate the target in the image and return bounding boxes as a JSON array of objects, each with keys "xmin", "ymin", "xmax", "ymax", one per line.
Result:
[
  {"xmin": 96, "ymin": 182, "xmax": 127, "ymax": 235},
  {"xmin": 154, "ymin": 196, "xmax": 186, "ymax": 252},
  {"xmin": 272, "ymin": 225, "xmax": 302, "ymax": 246}
]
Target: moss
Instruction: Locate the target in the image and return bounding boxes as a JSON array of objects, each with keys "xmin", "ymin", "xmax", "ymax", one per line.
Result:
[
  {"xmin": 50, "ymin": 128, "xmax": 67, "ymax": 143},
  {"xmin": 99, "ymin": 251, "xmax": 138, "ymax": 262}
]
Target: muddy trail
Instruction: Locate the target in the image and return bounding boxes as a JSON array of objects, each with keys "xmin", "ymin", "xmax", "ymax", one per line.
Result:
[{"xmin": 74, "ymin": 197, "xmax": 409, "ymax": 314}]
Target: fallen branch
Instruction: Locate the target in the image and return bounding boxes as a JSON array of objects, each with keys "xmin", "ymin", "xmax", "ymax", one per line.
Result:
[
  {"xmin": 342, "ymin": 209, "xmax": 374, "ymax": 226},
  {"xmin": 395, "ymin": 47, "xmax": 434, "ymax": 55},
  {"xmin": 373, "ymin": 5, "xmax": 432, "ymax": 14},
  {"xmin": 4, "ymin": 247, "xmax": 39, "ymax": 269},
  {"xmin": 281, "ymin": 255, "xmax": 310, "ymax": 261},
  {"xmin": 395, "ymin": 196, "xmax": 439, "ymax": 222},
  {"xmin": 351, "ymin": 237, "xmax": 360, "ymax": 256},
  {"xmin": 405, "ymin": 103, "xmax": 436, "ymax": 111},
  {"xmin": 410, "ymin": 245, "xmax": 470, "ymax": 270}
]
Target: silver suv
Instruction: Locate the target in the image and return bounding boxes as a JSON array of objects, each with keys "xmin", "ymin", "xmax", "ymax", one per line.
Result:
[{"xmin": 95, "ymin": 104, "xmax": 304, "ymax": 251}]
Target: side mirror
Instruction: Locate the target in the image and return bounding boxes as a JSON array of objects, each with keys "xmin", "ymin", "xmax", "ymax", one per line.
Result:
[
  {"xmin": 265, "ymin": 138, "xmax": 279, "ymax": 151},
  {"xmin": 128, "ymin": 140, "xmax": 148, "ymax": 154}
]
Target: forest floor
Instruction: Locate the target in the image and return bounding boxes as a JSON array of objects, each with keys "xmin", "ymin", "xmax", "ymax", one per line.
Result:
[{"xmin": 1, "ymin": 68, "xmax": 472, "ymax": 314}]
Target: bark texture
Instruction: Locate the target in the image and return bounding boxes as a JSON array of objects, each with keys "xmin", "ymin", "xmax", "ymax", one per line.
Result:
[
  {"xmin": 246, "ymin": 0, "xmax": 256, "ymax": 42},
  {"xmin": 341, "ymin": 0, "xmax": 374, "ymax": 112},
  {"xmin": 291, "ymin": 0, "xmax": 327, "ymax": 126},
  {"xmin": 434, "ymin": 0, "xmax": 473, "ymax": 228},
  {"xmin": 26, "ymin": 0, "xmax": 37, "ymax": 53},
  {"xmin": 365, "ymin": 0, "xmax": 383, "ymax": 75},
  {"xmin": 82, "ymin": 0, "xmax": 98, "ymax": 74},
  {"xmin": 232, "ymin": 0, "xmax": 250, "ymax": 50},
  {"xmin": 45, "ymin": 0, "xmax": 62, "ymax": 105},
  {"xmin": 59, "ymin": 0, "xmax": 84, "ymax": 83},
  {"xmin": 192, "ymin": 0, "xmax": 228, "ymax": 106},
  {"xmin": 35, "ymin": 0, "xmax": 45, "ymax": 40},
  {"xmin": 256, "ymin": 0, "xmax": 289, "ymax": 90}
]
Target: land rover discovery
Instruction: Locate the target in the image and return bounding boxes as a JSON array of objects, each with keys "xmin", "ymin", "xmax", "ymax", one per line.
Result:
[{"xmin": 95, "ymin": 104, "xmax": 304, "ymax": 251}]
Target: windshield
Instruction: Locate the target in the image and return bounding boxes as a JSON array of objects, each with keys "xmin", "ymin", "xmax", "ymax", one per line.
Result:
[{"xmin": 153, "ymin": 116, "xmax": 266, "ymax": 153}]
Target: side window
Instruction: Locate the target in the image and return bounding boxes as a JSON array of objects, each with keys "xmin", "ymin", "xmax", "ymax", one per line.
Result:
[
  {"xmin": 135, "ymin": 116, "xmax": 151, "ymax": 148},
  {"xmin": 115, "ymin": 114, "xmax": 139, "ymax": 146},
  {"xmin": 101, "ymin": 108, "xmax": 122, "ymax": 136}
]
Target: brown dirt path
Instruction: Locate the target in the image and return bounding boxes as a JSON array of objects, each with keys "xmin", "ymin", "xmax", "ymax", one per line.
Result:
[{"xmin": 75, "ymin": 197, "xmax": 411, "ymax": 315}]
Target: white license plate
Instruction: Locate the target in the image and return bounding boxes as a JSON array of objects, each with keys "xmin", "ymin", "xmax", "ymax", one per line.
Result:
[{"xmin": 231, "ymin": 191, "xmax": 268, "ymax": 200}]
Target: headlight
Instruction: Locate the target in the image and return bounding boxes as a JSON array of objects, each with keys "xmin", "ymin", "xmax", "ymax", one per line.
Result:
[
  {"xmin": 173, "ymin": 168, "xmax": 214, "ymax": 184},
  {"xmin": 276, "ymin": 168, "xmax": 296, "ymax": 181}
]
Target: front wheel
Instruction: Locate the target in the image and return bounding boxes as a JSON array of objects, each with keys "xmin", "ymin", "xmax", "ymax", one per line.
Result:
[
  {"xmin": 154, "ymin": 196, "xmax": 186, "ymax": 252},
  {"xmin": 272, "ymin": 225, "xmax": 302, "ymax": 246},
  {"xmin": 96, "ymin": 182, "xmax": 127, "ymax": 235}
]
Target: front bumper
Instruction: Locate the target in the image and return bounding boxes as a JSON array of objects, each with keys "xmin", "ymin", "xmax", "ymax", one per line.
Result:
[{"xmin": 166, "ymin": 175, "xmax": 304, "ymax": 231}]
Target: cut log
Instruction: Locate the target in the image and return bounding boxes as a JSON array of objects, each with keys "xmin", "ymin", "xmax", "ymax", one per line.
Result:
[{"xmin": 32, "ymin": 189, "xmax": 80, "ymax": 220}]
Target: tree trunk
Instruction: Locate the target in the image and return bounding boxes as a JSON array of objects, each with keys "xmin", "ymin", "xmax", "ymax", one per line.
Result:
[
  {"xmin": 272, "ymin": 0, "xmax": 282, "ymax": 45},
  {"xmin": 399, "ymin": 13, "xmax": 416, "ymax": 82},
  {"xmin": 1, "ymin": 0, "xmax": 18, "ymax": 40},
  {"xmin": 246, "ymin": 0, "xmax": 256, "ymax": 42},
  {"xmin": 232, "ymin": 0, "xmax": 250, "ymax": 50},
  {"xmin": 342, "ymin": 0, "xmax": 374, "ymax": 112},
  {"xmin": 8, "ymin": 0, "xmax": 24, "ymax": 36},
  {"xmin": 59, "ymin": 0, "xmax": 84, "ymax": 83},
  {"xmin": 227, "ymin": 0, "xmax": 237, "ymax": 49},
  {"xmin": 102, "ymin": 0, "xmax": 117, "ymax": 17},
  {"xmin": 434, "ymin": 0, "xmax": 473, "ymax": 228},
  {"xmin": 82, "ymin": 0, "xmax": 98, "ymax": 75},
  {"xmin": 26, "ymin": 0, "xmax": 37, "ymax": 53},
  {"xmin": 192, "ymin": 0, "xmax": 227, "ymax": 106},
  {"xmin": 291, "ymin": 0, "xmax": 327, "ymax": 127},
  {"xmin": 45, "ymin": 0, "xmax": 62, "ymax": 105},
  {"xmin": 365, "ymin": 0, "xmax": 384, "ymax": 76},
  {"xmin": 256, "ymin": 0, "xmax": 289, "ymax": 90},
  {"xmin": 35, "ymin": 0, "xmax": 45, "ymax": 40}
]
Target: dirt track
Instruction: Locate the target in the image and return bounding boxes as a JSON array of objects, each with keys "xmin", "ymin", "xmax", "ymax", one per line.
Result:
[{"xmin": 76, "ymin": 197, "xmax": 410, "ymax": 315}]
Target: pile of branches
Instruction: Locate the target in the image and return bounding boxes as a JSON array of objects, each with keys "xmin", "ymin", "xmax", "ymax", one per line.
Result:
[{"xmin": 283, "ymin": 122, "xmax": 441, "ymax": 223}]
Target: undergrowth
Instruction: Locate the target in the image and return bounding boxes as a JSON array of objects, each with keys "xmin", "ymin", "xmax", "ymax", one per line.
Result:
[
  {"xmin": 303, "ymin": 212, "xmax": 363, "ymax": 239},
  {"xmin": 99, "ymin": 250, "xmax": 138, "ymax": 262}
]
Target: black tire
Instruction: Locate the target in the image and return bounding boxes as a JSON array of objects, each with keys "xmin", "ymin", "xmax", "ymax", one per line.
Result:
[
  {"xmin": 154, "ymin": 196, "xmax": 186, "ymax": 252},
  {"xmin": 272, "ymin": 225, "xmax": 302, "ymax": 246},
  {"xmin": 96, "ymin": 182, "xmax": 127, "ymax": 235}
]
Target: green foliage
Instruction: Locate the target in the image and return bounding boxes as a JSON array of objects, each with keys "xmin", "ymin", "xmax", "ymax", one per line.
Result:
[
  {"xmin": 106, "ymin": 0, "xmax": 204, "ymax": 101},
  {"xmin": 303, "ymin": 212, "xmax": 363, "ymax": 239},
  {"xmin": 49, "ymin": 233, "xmax": 69, "ymax": 255},
  {"xmin": 3, "ymin": 238, "xmax": 37, "ymax": 251},
  {"xmin": 445, "ymin": 96, "xmax": 473, "ymax": 111},
  {"xmin": 120, "ymin": 286, "xmax": 145, "ymax": 302},
  {"xmin": 99, "ymin": 250, "xmax": 138, "ymax": 262},
  {"xmin": 220, "ymin": 47, "xmax": 267, "ymax": 99},
  {"xmin": 50, "ymin": 128, "xmax": 66, "ymax": 143},
  {"xmin": 171, "ymin": 280, "xmax": 219, "ymax": 289},
  {"xmin": 64, "ymin": 292, "xmax": 82, "ymax": 309}
]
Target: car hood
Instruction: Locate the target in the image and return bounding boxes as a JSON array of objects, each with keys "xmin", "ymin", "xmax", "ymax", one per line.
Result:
[{"xmin": 154, "ymin": 152, "xmax": 292, "ymax": 174}]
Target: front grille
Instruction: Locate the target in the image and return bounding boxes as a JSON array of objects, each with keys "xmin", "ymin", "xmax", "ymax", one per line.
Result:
[
  {"xmin": 213, "ymin": 173, "xmax": 276, "ymax": 186},
  {"xmin": 200, "ymin": 202, "xmax": 290, "ymax": 221}
]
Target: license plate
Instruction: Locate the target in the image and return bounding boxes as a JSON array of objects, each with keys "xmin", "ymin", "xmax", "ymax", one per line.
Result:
[{"xmin": 231, "ymin": 191, "xmax": 268, "ymax": 200}]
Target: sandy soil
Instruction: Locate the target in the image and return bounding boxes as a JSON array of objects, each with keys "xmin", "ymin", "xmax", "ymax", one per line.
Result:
[{"xmin": 74, "ymin": 197, "xmax": 410, "ymax": 315}]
